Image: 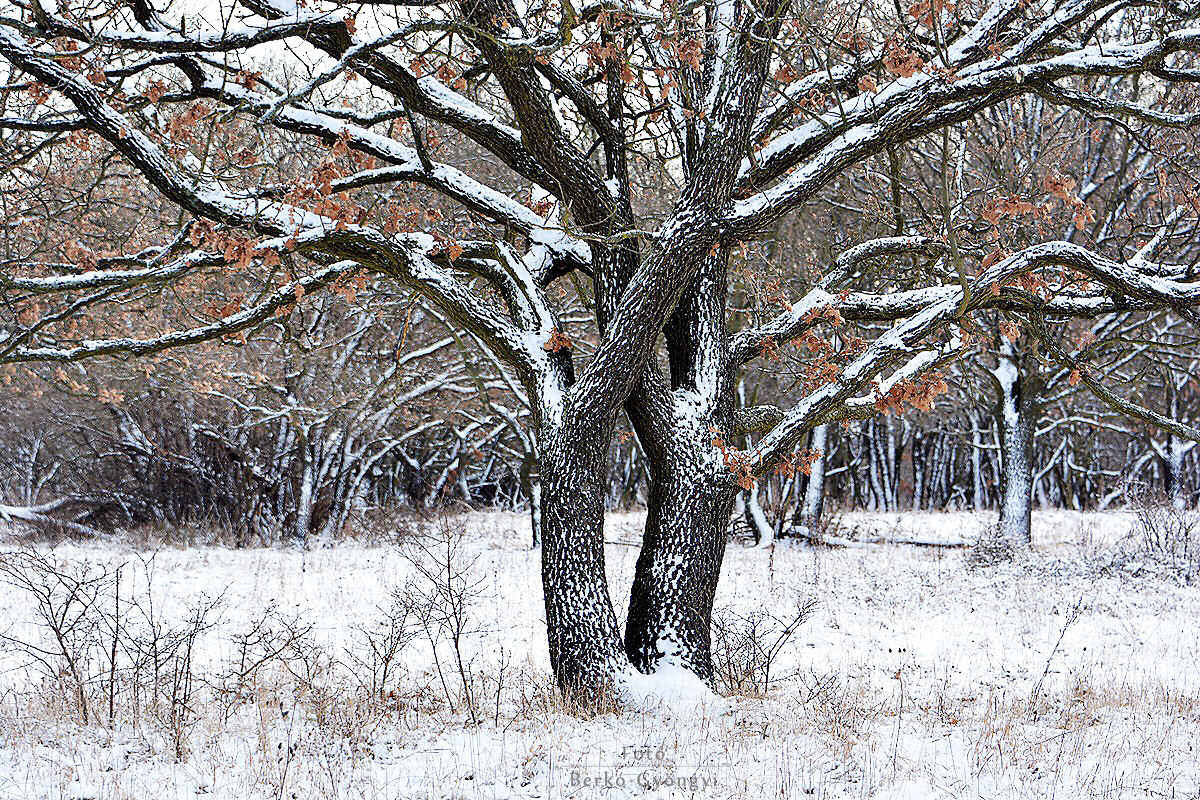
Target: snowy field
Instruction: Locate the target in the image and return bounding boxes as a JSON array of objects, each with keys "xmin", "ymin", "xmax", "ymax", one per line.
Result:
[{"xmin": 0, "ymin": 510, "xmax": 1198, "ymax": 800}]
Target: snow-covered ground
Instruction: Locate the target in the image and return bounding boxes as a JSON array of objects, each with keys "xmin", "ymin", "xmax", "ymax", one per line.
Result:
[{"xmin": 0, "ymin": 509, "xmax": 1197, "ymax": 799}]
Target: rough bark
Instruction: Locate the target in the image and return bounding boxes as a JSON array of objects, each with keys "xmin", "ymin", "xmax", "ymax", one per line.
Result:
[
  {"xmin": 538, "ymin": 427, "xmax": 626, "ymax": 695},
  {"xmin": 624, "ymin": 469, "xmax": 736, "ymax": 681},
  {"xmin": 992, "ymin": 343, "xmax": 1042, "ymax": 546}
]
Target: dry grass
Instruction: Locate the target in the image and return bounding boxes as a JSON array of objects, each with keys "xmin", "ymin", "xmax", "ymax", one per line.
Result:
[{"xmin": 0, "ymin": 510, "xmax": 1197, "ymax": 798}]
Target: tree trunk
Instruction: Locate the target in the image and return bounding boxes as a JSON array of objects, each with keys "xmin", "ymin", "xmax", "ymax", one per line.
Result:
[
  {"xmin": 624, "ymin": 468, "xmax": 736, "ymax": 682},
  {"xmin": 992, "ymin": 346, "xmax": 1039, "ymax": 546},
  {"xmin": 740, "ymin": 486, "xmax": 774, "ymax": 547},
  {"xmin": 799, "ymin": 424, "xmax": 829, "ymax": 529},
  {"xmin": 970, "ymin": 410, "xmax": 987, "ymax": 510},
  {"xmin": 520, "ymin": 451, "xmax": 541, "ymax": 547},
  {"xmin": 1165, "ymin": 434, "xmax": 1189, "ymax": 511},
  {"xmin": 620, "ymin": 247, "xmax": 737, "ymax": 684},
  {"xmin": 538, "ymin": 430, "xmax": 626, "ymax": 697}
]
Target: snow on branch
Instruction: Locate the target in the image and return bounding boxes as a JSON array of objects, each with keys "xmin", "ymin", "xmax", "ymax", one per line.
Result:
[
  {"xmin": 736, "ymin": 239, "xmax": 1200, "ymax": 476},
  {"xmin": 1029, "ymin": 316, "xmax": 1200, "ymax": 444},
  {"xmin": 1, "ymin": 259, "xmax": 361, "ymax": 363},
  {"xmin": 0, "ymin": 26, "xmax": 564, "ymax": 393},
  {"xmin": 29, "ymin": 8, "xmax": 356, "ymax": 53},
  {"xmin": 239, "ymin": 0, "xmax": 554, "ymax": 191},
  {"xmin": 1035, "ymin": 82, "xmax": 1200, "ymax": 128},
  {"xmin": 195, "ymin": 76, "xmax": 589, "ymax": 273},
  {"xmin": 730, "ymin": 3, "xmax": 1200, "ymax": 235},
  {"xmin": 0, "ymin": 499, "xmax": 107, "ymax": 538},
  {"xmin": 730, "ymin": 236, "xmax": 947, "ymax": 365},
  {"xmin": 1, "ymin": 250, "xmax": 218, "ymax": 294}
]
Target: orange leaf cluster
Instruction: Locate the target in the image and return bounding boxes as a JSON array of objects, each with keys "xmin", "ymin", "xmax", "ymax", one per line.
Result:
[
  {"xmin": 331, "ymin": 270, "xmax": 368, "ymax": 304},
  {"xmin": 1041, "ymin": 171, "xmax": 1096, "ymax": 230},
  {"xmin": 758, "ymin": 336, "xmax": 781, "ymax": 362},
  {"xmin": 190, "ymin": 221, "xmax": 279, "ymax": 270},
  {"xmin": 908, "ymin": 0, "xmax": 955, "ymax": 27},
  {"xmin": 836, "ymin": 32, "xmax": 868, "ymax": 53},
  {"xmin": 775, "ymin": 448, "xmax": 822, "ymax": 478},
  {"xmin": 97, "ymin": 387, "xmax": 124, "ymax": 406},
  {"xmin": 797, "ymin": 330, "xmax": 834, "ymax": 356},
  {"xmin": 981, "ymin": 194, "xmax": 1037, "ymax": 226},
  {"xmin": 28, "ymin": 81, "xmax": 50, "ymax": 104},
  {"xmin": 710, "ymin": 427, "xmax": 756, "ymax": 490},
  {"xmin": 773, "ymin": 64, "xmax": 800, "ymax": 85},
  {"xmin": 883, "ymin": 42, "xmax": 924, "ymax": 78},
  {"xmin": 596, "ymin": 10, "xmax": 635, "ymax": 30},
  {"xmin": 381, "ymin": 204, "xmax": 422, "ymax": 235},
  {"xmin": 801, "ymin": 305, "xmax": 845, "ymax": 328},
  {"xmin": 204, "ymin": 293, "xmax": 244, "ymax": 320},
  {"xmin": 874, "ymin": 371, "xmax": 950, "ymax": 415},
  {"xmin": 165, "ymin": 103, "xmax": 208, "ymax": 143},
  {"xmin": 585, "ymin": 41, "xmax": 625, "ymax": 69},
  {"xmin": 63, "ymin": 239, "xmax": 100, "ymax": 271},
  {"xmin": 543, "ymin": 328, "xmax": 573, "ymax": 353},
  {"xmin": 659, "ymin": 36, "xmax": 704, "ymax": 71},
  {"xmin": 801, "ymin": 355, "xmax": 842, "ymax": 391}
]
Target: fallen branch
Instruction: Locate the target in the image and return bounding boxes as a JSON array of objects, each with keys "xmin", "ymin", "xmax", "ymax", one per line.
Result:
[
  {"xmin": 783, "ymin": 524, "xmax": 972, "ymax": 549},
  {"xmin": 0, "ymin": 499, "xmax": 109, "ymax": 538}
]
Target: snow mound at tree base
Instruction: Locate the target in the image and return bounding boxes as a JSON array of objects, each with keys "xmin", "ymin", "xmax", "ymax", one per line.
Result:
[{"xmin": 618, "ymin": 662, "xmax": 727, "ymax": 714}]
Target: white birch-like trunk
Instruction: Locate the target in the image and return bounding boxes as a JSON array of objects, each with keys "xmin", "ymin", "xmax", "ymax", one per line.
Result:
[
  {"xmin": 799, "ymin": 423, "xmax": 828, "ymax": 529},
  {"xmin": 993, "ymin": 347, "xmax": 1035, "ymax": 546},
  {"xmin": 971, "ymin": 413, "xmax": 986, "ymax": 510},
  {"xmin": 1167, "ymin": 434, "xmax": 1189, "ymax": 511},
  {"xmin": 744, "ymin": 486, "xmax": 774, "ymax": 548}
]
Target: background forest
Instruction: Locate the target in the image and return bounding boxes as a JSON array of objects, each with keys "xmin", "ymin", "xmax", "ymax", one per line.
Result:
[{"xmin": 3, "ymin": 93, "xmax": 1196, "ymax": 545}]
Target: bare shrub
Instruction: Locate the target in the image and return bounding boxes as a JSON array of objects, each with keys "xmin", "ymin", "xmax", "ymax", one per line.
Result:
[
  {"xmin": 1093, "ymin": 493, "xmax": 1200, "ymax": 582},
  {"xmin": 341, "ymin": 582, "xmax": 419, "ymax": 702},
  {"xmin": 811, "ymin": 508, "xmax": 848, "ymax": 543},
  {"xmin": 797, "ymin": 669, "xmax": 882, "ymax": 749},
  {"xmin": 221, "ymin": 606, "xmax": 325, "ymax": 699},
  {"xmin": 0, "ymin": 550, "xmax": 221, "ymax": 758},
  {"xmin": 403, "ymin": 518, "xmax": 484, "ymax": 723},
  {"xmin": 711, "ymin": 597, "xmax": 815, "ymax": 696},
  {"xmin": 786, "ymin": 507, "xmax": 850, "ymax": 546},
  {"xmin": 966, "ymin": 526, "xmax": 1018, "ymax": 569},
  {"xmin": 1134, "ymin": 497, "xmax": 1199, "ymax": 570},
  {"xmin": 124, "ymin": 596, "xmax": 222, "ymax": 759},
  {"xmin": 0, "ymin": 550, "xmax": 113, "ymax": 724}
]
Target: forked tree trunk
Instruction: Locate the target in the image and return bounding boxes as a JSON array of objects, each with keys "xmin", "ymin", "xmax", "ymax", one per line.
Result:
[{"xmin": 617, "ymin": 247, "xmax": 740, "ymax": 685}]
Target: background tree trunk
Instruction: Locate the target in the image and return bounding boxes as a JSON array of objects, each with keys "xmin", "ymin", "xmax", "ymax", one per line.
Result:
[
  {"xmin": 799, "ymin": 424, "xmax": 829, "ymax": 529},
  {"xmin": 992, "ymin": 343, "xmax": 1042, "ymax": 546}
]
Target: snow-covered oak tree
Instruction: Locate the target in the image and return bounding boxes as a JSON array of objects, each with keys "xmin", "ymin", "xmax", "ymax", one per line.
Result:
[{"xmin": 4, "ymin": 0, "xmax": 1200, "ymax": 701}]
